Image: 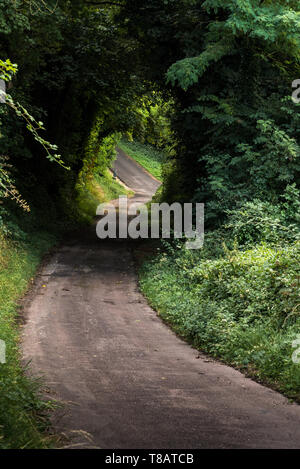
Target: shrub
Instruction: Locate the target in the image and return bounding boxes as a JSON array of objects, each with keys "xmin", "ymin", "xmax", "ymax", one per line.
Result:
[{"xmin": 140, "ymin": 236, "xmax": 300, "ymax": 399}]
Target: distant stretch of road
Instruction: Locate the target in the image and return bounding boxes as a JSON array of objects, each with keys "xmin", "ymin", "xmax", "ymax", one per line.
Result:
[{"xmin": 114, "ymin": 147, "xmax": 161, "ymax": 203}]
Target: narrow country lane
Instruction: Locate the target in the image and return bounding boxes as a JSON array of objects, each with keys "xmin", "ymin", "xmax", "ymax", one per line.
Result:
[{"xmin": 22, "ymin": 149, "xmax": 300, "ymax": 449}]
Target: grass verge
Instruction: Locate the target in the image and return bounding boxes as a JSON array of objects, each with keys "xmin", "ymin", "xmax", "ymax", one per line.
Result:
[
  {"xmin": 0, "ymin": 231, "xmax": 59, "ymax": 448},
  {"xmin": 76, "ymin": 169, "xmax": 133, "ymax": 223},
  {"xmin": 118, "ymin": 139, "xmax": 164, "ymax": 181},
  {"xmin": 139, "ymin": 238, "xmax": 300, "ymax": 401}
]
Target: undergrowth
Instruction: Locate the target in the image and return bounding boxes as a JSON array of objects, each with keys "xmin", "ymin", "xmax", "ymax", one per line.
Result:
[{"xmin": 140, "ymin": 194, "xmax": 300, "ymax": 400}]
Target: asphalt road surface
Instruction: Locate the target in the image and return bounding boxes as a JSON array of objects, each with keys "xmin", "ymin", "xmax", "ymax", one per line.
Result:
[{"xmin": 22, "ymin": 148, "xmax": 300, "ymax": 449}]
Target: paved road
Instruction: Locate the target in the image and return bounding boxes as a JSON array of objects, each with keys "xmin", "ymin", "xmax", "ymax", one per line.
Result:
[
  {"xmin": 22, "ymin": 149, "xmax": 300, "ymax": 449},
  {"xmin": 114, "ymin": 147, "xmax": 161, "ymax": 201}
]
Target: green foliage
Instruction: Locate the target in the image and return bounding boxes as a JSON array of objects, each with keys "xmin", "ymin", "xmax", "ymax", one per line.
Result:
[
  {"xmin": 121, "ymin": 0, "xmax": 300, "ymax": 225},
  {"xmin": 124, "ymin": 93, "xmax": 175, "ymax": 150},
  {"xmin": 167, "ymin": 0, "xmax": 300, "ymax": 90},
  {"xmin": 0, "ymin": 59, "xmax": 17, "ymax": 81},
  {"xmin": 167, "ymin": 40, "xmax": 233, "ymax": 91},
  {"xmin": 140, "ymin": 173, "xmax": 300, "ymax": 398},
  {"xmin": 140, "ymin": 238, "xmax": 300, "ymax": 399},
  {"xmin": 225, "ymin": 187, "xmax": 300, "ymax": 247},
  {"xmin": 194, "ymin": 108, "xmax": 300, "ymax": 224}
]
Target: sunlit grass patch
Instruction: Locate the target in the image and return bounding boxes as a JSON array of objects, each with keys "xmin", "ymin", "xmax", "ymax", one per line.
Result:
[{"xmin": 76, "ymin": 170, "xmax": 133, "ymax": 223}]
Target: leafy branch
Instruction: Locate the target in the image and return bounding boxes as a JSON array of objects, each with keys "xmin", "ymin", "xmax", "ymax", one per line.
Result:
[
  {"xmin": 0, "ymin": 157, "xmax": 30, "ymax": 211},
  {"xmin": 11, "ymin": 0, "xmax": 58, "ymax": 15},
  {"xmin": 5, "ymin": 94, "xmax": 69, "ymax": 169},
  {"xmin": 0, "ymin": 58, "xmax": 69, "ymax": 210}
]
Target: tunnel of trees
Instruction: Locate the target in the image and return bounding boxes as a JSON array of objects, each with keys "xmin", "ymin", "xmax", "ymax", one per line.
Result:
[
  {"xmin": 0, "ymin": 0, "xmax": 299, "ymax": 449},
  {"xmin": 1, "ymin": 0, "xmax": 299, "ymax": 231}
]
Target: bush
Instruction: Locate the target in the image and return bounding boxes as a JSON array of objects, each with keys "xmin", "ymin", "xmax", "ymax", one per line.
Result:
[
  {"xmin": 140, "ymin": 233, "xmax": 300, "ymax": 399},
  {"xmin": 224, "ymin": 185, "xmax": 300, "ymax": 246}
]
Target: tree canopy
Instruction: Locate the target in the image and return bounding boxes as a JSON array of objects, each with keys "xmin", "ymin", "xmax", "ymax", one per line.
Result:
[{"xmin": 0, "ymin": 0, "xmax": 299, "ymax": 229}]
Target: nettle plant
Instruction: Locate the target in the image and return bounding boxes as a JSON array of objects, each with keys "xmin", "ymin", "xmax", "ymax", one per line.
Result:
[{"xmin": 0, "ymin": 58, "xmax": 67, "ymax": 210}]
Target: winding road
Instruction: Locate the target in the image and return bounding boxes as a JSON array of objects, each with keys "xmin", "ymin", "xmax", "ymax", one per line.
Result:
[{"xmin": 22, "ymin": 148, "xmax": 300, "ymax": 449}]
